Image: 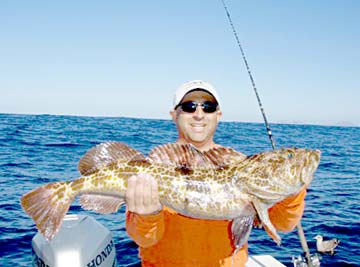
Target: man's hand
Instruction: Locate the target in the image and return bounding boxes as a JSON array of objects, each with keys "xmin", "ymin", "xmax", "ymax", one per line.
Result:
[{"xmin": 126, "ymin": 173, "xmax": 163, "ymax": 215}]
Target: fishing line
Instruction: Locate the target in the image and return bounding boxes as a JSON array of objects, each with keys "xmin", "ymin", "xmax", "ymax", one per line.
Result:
[
  {"xmin": 220, "ymin": 0, "xmax": 275, "ymax": 150},
  {"xmin": 220, "ymin": 1, "xmax": 316, "ymax": 266}
]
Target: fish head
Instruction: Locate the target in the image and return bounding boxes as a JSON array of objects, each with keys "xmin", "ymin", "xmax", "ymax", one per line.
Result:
[
  {"xmin": 242, "ymin": 148, "xmax": 321, "ymax": 197},
  {"xmin": 277, "ymin": 147, "xmax": 321, "ymax": 187}
]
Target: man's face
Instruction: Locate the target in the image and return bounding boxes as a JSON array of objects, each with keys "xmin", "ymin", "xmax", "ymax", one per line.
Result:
[{"xmin": 170, "ymin": 90, "xmax": 222, "ymax": 150}]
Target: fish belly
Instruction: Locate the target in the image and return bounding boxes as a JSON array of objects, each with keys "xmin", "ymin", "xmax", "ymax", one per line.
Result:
[{"xmin": 157, "ymin": 173, "xmax": 254, "ymax": 220}]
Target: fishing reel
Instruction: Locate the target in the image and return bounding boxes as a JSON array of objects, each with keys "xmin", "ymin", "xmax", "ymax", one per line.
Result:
[{"xmin": 292, "ymin": 253, "xmax": 321, "ymax": 267}]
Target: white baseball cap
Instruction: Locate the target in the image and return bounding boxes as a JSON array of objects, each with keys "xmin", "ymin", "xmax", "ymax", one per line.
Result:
[{"xmin": 173, "ymin": 80, "xmax": 221, "ymax": 109}]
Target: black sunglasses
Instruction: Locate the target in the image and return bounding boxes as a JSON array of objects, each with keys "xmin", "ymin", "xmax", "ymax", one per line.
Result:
[{"xmin": 176, "ymin": 101, "xmax": 218, "ymax": 113}]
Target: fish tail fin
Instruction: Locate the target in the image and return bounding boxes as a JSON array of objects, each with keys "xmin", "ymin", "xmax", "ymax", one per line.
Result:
[{"xmin": 20, "ymin": 181, "xmax": 74, "ymax": 241}]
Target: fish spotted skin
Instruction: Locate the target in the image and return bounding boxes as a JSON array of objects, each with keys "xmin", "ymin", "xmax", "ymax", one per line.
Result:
[{"xmin": 20, "ymin": 142, "xmax": 320, "ymax": 246}]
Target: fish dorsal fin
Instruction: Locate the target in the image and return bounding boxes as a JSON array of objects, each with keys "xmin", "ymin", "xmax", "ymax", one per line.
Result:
[
  {"xmin": 203, "ymin": 147, "xmax": 246, "ymax": 167},
  {"xmin": 148, "ymin": 144, "xmax": 244, "ymax": 169},
  {"xmin": 148, "ymin": 143, "xmax": 216, "ymax": 169},
  {"xmin": 78, "ymin": 141, "xmax": 145, "ymax": 175}
]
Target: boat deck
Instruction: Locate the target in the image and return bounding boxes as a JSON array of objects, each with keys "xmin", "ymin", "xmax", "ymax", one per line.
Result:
[{"xmin": 246, "ymin": 255, "xmax": 286, "ymax": 267}]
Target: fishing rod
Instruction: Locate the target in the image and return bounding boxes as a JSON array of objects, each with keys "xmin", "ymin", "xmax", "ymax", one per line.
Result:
[{"xmin": 220, "ymin": 1, "xmax": 318, "ymax": 266}]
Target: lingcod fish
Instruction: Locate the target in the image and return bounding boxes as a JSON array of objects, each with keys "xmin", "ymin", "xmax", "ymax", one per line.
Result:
[{"xmin": 20, "ymin": 141, "xmax": 321, "ymax": 247}]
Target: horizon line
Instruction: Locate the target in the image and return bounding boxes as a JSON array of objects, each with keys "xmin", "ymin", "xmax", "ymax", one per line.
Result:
[{"xmin": 1, "ymin": 112, "xmax": 359, "ymax": 128}]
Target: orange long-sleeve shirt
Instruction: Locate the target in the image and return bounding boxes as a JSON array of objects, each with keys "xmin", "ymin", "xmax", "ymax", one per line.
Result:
[{"xmin": 126, "ymin": 189, "xmax": 307, "ymax": 267}]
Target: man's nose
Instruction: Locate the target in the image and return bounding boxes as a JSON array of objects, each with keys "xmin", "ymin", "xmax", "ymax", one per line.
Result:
[{"xmin": 193, "ymin": 105, "xmax": 205, "ymax": 119}]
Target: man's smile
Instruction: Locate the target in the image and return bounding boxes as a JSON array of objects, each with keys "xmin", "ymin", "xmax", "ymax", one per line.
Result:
[{"xmin": 190, "ymin": 123, "xmax": 206, "ymax": 131}]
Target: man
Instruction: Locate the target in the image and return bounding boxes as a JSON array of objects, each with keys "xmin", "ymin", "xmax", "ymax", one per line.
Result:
[{"xmin": 126, "ymin": 80, "xmax": 306, "ymax": 266}]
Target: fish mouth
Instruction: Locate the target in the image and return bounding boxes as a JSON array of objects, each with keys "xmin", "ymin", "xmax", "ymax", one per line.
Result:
[
  {"xmin": 312, "ymin": 149, "xmax": 321, "ymax": 166},
  {"xmin": 301, "ymin": 149, "xmax": 321, "ymax": 185}
]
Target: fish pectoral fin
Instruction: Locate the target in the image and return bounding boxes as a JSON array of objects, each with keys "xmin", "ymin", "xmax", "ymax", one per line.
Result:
[
  {"xmin": 252, "ymin": 198, "xmax": 281, "ymax": 245},
  {"xmin": 231, "ymin": 216, "xmax": 254, "ymax": 248},
  {"xmin": 80, "ymin": 194, "xmax": 125, "ymax": 214}
]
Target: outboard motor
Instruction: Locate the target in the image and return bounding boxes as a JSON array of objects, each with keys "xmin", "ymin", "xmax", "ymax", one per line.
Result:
[{"xmin": 32, "ymin": 214, "xmax": 117, "ymax": 267}]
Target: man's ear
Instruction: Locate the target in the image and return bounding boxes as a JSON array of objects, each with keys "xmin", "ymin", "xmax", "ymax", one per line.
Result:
[
  {"xmin": 216, "ymin": 110, "xmax": 222, "ymax": 123},
  {"xmin": 170, "ymin": 110, "xmax": 177, "ymax": 122}
]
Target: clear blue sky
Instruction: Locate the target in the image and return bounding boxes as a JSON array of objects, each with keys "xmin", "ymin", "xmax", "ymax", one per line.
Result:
[{"xmin": 1, "ymin": 1, "xmax": 359, "ymax": 126}]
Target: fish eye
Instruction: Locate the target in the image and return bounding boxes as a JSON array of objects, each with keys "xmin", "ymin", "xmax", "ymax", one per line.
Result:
[{"xmin": 288, "ymin": 153, "xmax": 294, "ymax": 159}]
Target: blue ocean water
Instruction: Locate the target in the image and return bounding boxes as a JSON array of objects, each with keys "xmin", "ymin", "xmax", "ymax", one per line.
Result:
[{"xmin": 0, "ymin": 113, "xmax": 359, "ymax": 267}]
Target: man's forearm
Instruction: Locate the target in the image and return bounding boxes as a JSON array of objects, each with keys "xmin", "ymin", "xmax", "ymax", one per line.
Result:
[
  {"xmin": 268, "ymin": 188, "xmax": 307, "ymax": 232},
  {"xmin": 126, "ymin": 210, "xmax": 165, "ymax": 248}
]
